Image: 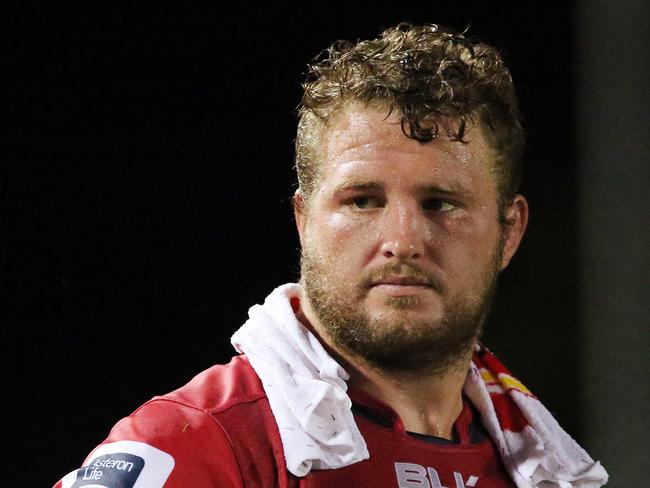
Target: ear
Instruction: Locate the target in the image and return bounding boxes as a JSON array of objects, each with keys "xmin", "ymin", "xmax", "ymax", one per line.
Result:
[
  {"xmin": 500, "ymin": 194, "xmax": 529, "ymax": 270},
  {"xmin": 293, "ymin": 190, "xmax": 306, "ymax": 248}
]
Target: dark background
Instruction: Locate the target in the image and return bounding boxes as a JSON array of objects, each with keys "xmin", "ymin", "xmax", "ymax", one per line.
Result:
[{"xmin": 6, "ymin": 2, "xmax": 637, "ymax": 486}]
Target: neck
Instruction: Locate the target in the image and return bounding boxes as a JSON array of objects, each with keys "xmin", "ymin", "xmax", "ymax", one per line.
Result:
[
  {"xmin": 295, "ymin": 293, "xmax": 474, "ymax": 440},
  {"xmin": 346, "ymin": 353, "xmax": 472, "ymax": 439}
]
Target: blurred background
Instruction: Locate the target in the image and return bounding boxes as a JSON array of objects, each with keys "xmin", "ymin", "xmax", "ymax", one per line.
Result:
[{"xmin": 5, "ymin": 1, "xmax": 648, "ymax": 485}]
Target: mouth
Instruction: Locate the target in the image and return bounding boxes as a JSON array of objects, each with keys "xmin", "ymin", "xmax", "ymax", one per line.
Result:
[
  {"xmin": 370, "ymin": 276, "xmax": 432, "ymax": 287},
  {"xmin": 369, "ymin": 276, "xmax": 434, "ymax": 296}
]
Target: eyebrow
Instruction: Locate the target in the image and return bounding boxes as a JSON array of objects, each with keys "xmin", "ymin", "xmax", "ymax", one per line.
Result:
[
  {"xmin": 331, "ymin": 179, "xmax": 467, "ymax": 197},
  {"xmin": 416, "ymin": 183, "xmax": 465, "ymax": 196},
  {"xmin": 331, "ymin": 180, "xmax": 384, "ymax": 195}
]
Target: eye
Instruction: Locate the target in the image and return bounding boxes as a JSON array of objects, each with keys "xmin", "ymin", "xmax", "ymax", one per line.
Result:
[
  {"xmin": 349, "ymin": 195, "xmax": 383, "ymax": 209},
  {"xmin": 422, "ymin": 198, "xmax": 457, "ymax": 212}
]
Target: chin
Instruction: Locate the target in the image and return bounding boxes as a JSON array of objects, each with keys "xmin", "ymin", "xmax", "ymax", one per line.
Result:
[
  {"xmin": 366, "ymin": 292, "xmax": 443, "ymax": 313},
  {"xmin": 367, "ymin": 305, "xmax": 445, "ymax": 328}
]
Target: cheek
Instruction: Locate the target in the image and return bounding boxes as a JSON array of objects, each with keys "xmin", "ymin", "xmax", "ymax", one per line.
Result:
[
  {"xmin": 435, "ymin": 213, "xmax": 501, "ymax": 265},
  {"xmin": 323, "ymin": 212, "xmax": 360, "ymax": 237},
  {"xmin": 308, "ymin": 213, "xmax": 375, "ymax": 266}
]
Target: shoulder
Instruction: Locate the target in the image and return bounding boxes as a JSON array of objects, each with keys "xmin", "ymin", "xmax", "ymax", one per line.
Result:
[
  {"xmin": 156, "ymin": 354, "xmax": 266, "ymax": 414},
  {"xmin": 54, "ymin": 355, "xmax": 285, "ymax": 488},
  {"xmin": 108, "ymin": 354, "xmax": 270, "ymax": 463}
]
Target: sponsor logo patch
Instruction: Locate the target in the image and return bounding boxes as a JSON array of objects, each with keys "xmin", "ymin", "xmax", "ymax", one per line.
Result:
[
  {"xmin": 395, "ymin": 462, "xmax": 479, "ymax": 488},
  {"xmin": 61, "ymin": 441, "xmax": 175, "ymax": 488},
  {"xmin": 71, "ymin": 453, "xmax": 144, "ymax": 488}
]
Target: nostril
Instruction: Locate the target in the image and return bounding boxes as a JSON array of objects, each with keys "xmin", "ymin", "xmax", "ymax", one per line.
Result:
[
  {"xmin": 383, "ymin": 249, "xmax": 396, "ymax": 258},
  {"xmin": 381, "ymin": 239, "xmax": 423, "ymax": 260}
]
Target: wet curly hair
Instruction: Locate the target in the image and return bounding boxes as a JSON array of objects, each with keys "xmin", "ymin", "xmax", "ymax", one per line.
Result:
[{"xmin": 295, "ymin": 23, "xmax": 524, "ymax": 214}]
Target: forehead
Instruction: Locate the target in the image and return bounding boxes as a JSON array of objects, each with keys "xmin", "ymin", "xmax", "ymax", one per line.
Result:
[{"xmin": 317, "ymin": 105, "xmax": 496, "ymax": 189}]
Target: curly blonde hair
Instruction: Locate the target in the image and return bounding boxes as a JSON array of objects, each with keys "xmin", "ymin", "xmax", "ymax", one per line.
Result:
[{"xmin": 295, "ymin": 23, "xmax": 524, "ymax": 214}]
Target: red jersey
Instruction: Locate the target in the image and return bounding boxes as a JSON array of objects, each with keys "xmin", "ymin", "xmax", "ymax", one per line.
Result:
[{"xmin": 54, "ymin": 355, "xmax": 515, "ymax": 488}]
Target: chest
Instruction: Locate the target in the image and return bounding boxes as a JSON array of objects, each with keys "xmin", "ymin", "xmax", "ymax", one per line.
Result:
[{"xmin": 296, "ymin": 417, "xmax": 515, "ymax": 488}]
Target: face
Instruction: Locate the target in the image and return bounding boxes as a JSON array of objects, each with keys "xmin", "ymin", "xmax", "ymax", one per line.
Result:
[{"xmin": 295, "ymin": 105, "xmax": 527, "ymax": 374}]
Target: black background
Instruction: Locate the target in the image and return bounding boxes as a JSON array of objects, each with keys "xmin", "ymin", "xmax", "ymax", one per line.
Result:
[{"xmin": 7, "ymin": 3, "xmax": 580, "ymax": 485}]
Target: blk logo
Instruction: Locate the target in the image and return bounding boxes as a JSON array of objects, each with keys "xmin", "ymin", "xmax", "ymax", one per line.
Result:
[{"xmin": 395, "ymin": 462, "xmax": 479, "ymax": 488}]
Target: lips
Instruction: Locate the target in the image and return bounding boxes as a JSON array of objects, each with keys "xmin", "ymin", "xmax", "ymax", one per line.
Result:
[
  {"xmin": 371, "ymin": 276, "xmax": 432, "ymax": 287},
  {"xmin": 369, "ymin": 277, "xmax": 434, "ymax": 298}
]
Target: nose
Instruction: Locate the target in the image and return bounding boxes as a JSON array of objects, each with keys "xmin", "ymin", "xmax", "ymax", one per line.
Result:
[{"xmin": 379, "ymin": 201, "xmax": 426, "ymax": 261}]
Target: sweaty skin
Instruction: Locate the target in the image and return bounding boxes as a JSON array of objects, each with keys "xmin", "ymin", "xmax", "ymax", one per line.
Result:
[{"xmin": 294, "ymin": 104, "xmax": 528, "ymax": 439}]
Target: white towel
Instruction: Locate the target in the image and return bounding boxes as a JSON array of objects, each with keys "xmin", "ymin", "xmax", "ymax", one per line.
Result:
[
  {"xmin": 231, "ymin": 283, "xmax": 369, "ymax": 477},
  {"xmin": 231, "ymin": 283, "xmax": 608, "ymax": 487}
]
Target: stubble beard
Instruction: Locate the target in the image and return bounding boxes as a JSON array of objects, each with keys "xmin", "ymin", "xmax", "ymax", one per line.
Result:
[{"xmin": 300, "ymin": 243, "xmax": 502, "ymax": 376}]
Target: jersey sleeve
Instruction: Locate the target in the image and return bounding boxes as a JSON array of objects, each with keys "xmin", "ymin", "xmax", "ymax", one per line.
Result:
[{"xmin": 53, "ymin": 399, "xmax": 245, "ymax": 488}]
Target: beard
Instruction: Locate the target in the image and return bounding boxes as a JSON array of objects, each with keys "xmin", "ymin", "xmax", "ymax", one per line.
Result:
[{"xmin": 300, "ymin": 243, "xmax": 502, "ymax": 376}]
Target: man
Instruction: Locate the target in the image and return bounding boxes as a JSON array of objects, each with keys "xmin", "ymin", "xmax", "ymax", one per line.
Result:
[{"xmin": 54, "ymin": 23, "xmax": 608, "ymax": 488}]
